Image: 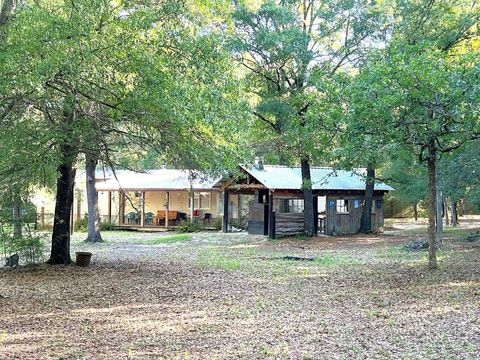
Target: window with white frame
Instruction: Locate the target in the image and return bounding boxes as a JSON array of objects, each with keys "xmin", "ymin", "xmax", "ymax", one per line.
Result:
[
  {"xmin": 281, "ymin": 199, "xmax": 304, "ymax": 213},
  {"xmin": 189, "ymin": 192, "xmax": 211, "ymax": 210},
  {"xmin": 336, "ymin": 199, "xmax": 349, "ymax": 214}
]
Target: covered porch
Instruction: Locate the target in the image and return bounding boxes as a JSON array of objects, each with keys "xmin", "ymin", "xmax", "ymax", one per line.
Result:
[
  {"xmin": 94, "ymin": 169, "xmax": 221, "ymax": 229},
  {"xmin": 97, "ymin": 189, "xmax": 219, "ymax": 229}
]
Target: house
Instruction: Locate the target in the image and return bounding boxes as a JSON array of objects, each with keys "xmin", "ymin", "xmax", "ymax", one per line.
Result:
[
  {"xmin": 92, "ymin": 169, "xmax": 225, "ymax": 228},
  {"xmin": 218, "ymin": 163, "xmax": 393, "ymax": 237},
  {"xmin": 32, "ymin": 164, "xmax": 393, "ymax": 235}
]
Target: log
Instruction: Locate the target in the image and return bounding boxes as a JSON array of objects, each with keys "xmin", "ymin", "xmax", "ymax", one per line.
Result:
[{"xmin": 275, "ymin": 213, "xmax": 304, "ymax": 237}]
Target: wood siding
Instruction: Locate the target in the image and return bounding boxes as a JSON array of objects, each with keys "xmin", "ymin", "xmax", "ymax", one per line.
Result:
[
  {"xmin": 275, "ymin": 212, "xmax": 304, "ymax": 237},
  {"xmin": 326, "ymin": 194, "xmax": 385, "ymax": 235}
]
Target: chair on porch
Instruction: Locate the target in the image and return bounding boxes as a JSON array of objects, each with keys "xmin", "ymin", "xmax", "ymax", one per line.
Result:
[
  {"xmin": 126, "ymin": 212, "xmax": 139, "ymax": 224},
  {"xmin": 203, "ymin": 213, "xmax": 212, "ymax": 224},
  {"xmin": 155, "ymin": 210, "xmax": 166, "ymax": 226},
  {"xmin": 144, "ymin": 212, "xmax": 154, "ymax": 225}
]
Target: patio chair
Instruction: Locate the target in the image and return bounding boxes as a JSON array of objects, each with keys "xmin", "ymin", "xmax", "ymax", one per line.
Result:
[
  {"xmin": 126, "ymin": 212, "xmax": 138, "ymax": 224},
  {"xmin": 177, "ymin": 212, "xmax": 188, "ymax": 224},
  {"xmin": 144, "ymin": 212, "xmax": 154, "ymax": 225},
  {"xmin": 203, "ymin": 213, "xmax": 212, "ymax": 224}
]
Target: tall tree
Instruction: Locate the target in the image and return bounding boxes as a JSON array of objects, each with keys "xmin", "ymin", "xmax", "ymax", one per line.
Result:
[
  {"xmin": 0, "ymin": 0, "xmax": 247, "ymax": 264},
  {"xmin": 352, "ymin": 45, "xmax": 480, "ymax": 268},
  {"xmin": 84, "ymin": 153, "xmax": 103, "ymax": 243},
  {"xmin": 231, "ymin": 0, "xmax": 385, "ymax": 236},
  {"xmin": 440, "ymin": 140, "xmax": 480, "ymax": 225}
]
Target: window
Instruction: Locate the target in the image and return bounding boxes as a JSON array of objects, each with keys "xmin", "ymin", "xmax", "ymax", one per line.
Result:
[
  {"xmin": 281, "ymin": 199, "xmax": 304, "ymax": 213},
  {"xmin": 353, "ymin": 199, "xmax": 360, "ymax": 209},
  {"xmin": 189, "ymin": 192, "xmax": 211, "ymax": 210},
  {"xmin": 336, "ymin": 199, "xmax": 349, "ymax": 214},
  {"xmin": 376, "ymin": 199, "xmax": 382, "ymax": 209}
]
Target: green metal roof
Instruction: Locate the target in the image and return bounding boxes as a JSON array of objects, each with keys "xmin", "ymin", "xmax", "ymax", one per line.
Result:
[{"xmin": 240, "ymin": 165, "xmax": 394, "ymax": 191}]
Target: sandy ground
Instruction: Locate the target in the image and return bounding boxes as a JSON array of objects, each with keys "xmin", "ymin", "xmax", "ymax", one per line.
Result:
[{"xmin": 1, "ymin": 220, "xmax": 479, "ymax": 359}]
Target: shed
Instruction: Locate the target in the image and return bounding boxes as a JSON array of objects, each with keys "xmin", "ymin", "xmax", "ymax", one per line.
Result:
[{"xmin": 218, "ymin": 164, "xmax": 393, "ymax": 237}]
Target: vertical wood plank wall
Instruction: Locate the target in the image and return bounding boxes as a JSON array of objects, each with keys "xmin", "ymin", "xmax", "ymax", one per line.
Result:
[{"xmin": 326, "ymin": 194, "xmax": 385, "ymax": 235}]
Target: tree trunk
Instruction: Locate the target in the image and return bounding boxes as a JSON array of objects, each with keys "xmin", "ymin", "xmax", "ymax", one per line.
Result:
[
  {"xmin": 12, "ymin": 194, "xmax": 22, "ymax": 238},
  {"xmin": 444, "ymin": 197, "xmax": 449, "ymax": 226},
  {"xmin": 359, "ymin": 162, "xmax": 375, "ymax": 233},
  {"xmin": 451, "ymin": 200, "xmax": 458, "ymax": 227},
  {"xmin": 413, "ymin": 202, "xmax": 418, "ymax": 221},
  {"xmin": 301, "ymin": 157, "xmax": 315, "ymax": 236},
  {"xmin": 0, "ymin": 0, "xmax": 16, "ymax": 27},
  {"xmin": 47, "ymin": 144, "xmax": 77, "ymax": 265},
  {"xmin": 427, "ymin": 143, "xmax": 437, "ymax": 270},
  {"xmin": 84, "ymin": 153, "xmax": 103, "ymax": 243},
  {"xmin": 436, "ymin": 189, "xmax": 443, "ymax": 246}
]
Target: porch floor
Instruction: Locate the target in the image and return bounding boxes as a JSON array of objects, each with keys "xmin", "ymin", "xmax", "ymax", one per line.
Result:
[
  {"xmin": 113, "ymin": 225, "xmax": 218, "ymax": 232},
  {"xmin": 113, "ymin": 225, "xmax": 173, "ymax": 232}
]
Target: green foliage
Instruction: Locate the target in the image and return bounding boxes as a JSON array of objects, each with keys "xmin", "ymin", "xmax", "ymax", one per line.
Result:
[
  {"xmin": 1, "ymin": 228, "xmax": 46, "ymax": 265},
  {"xmin": 231, "ymin": 0, "xmax": 387, "ymax": 163},
  {"xmin": 440, "ymin": 140, "xmax": 480, "ymax": 206},
  {"xmin": 313, "ymin": 254, "xmax": 362, "ymax": 267},
  {"xmin": 142, "ymin": 234, "xmax": 193, "ymax": 245},
  {"xmin": 74, "ymin": 216, "xmax": 88, "ymax": 232},
  {"xmin": 0, "ymin": 0, "xmax": 251, "ymax": 261},
  {"xmin": 177, "ymin": 220, "xmax": 204, "ymax": 233},
  {"xmin": 196, "ymin": 246, "xmax": 242, "ymax": 271},
  {"xmin": 214, "ymin": 216, "xmax": 223, "ymax": 231},
  {"xmin": 99, "ymin": 221, "xmax": 114, "ymax": 231}
]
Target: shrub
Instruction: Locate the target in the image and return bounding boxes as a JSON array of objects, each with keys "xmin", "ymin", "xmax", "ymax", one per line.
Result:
[
  {"xmin": 214, "ymin": 216, "xmax": 222, "ymax": 231},
  {"xmin": 177, "ymin": 220, "xmax": 204, "ymax": 233},
  {"xmin": 1, "ymin": 228, "xmax": 46, "ymax": 265},
  {"xmin": 74, "ymin": 214, "xmax": 88, "ymax": 232},
  {"xmin": 100, "ymin": 221, "xmax": 114, "ymax": 231}
]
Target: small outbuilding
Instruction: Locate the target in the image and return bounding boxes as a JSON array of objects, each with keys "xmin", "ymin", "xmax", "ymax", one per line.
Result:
[{"xmin": 218, "ymin": 164, "xmax": 393, "ymax": 237}]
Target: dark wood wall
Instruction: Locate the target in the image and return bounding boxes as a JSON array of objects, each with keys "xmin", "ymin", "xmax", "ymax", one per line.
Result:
[
  {"xmin": 325, "ymin": 194, "xmax": 385, "ymax": 235},
  {"xmin": 275, "ymin": 213, "xmax": 304, "ymax": 237},
  {"xmin": 246, "ymin": 192, "xmax": 386, "ymax": 237}
]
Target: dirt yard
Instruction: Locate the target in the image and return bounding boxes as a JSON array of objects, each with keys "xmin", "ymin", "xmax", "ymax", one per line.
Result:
[{"xmin": 1, "ymin": 221, "xmax": 479, "ymax": 359}]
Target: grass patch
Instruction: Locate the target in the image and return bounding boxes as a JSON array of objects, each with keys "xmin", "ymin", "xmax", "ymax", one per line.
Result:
[
  {"xmin": 313, "ymin": 254, "xmax": 362, "ymax": 266},
  {"xmin": 196, "ymin": 246, "xmax": 243, "ymax": 271},
  {"xmin": 377, "ymin": 245, "xmax": 418, "ymax": 259},
  {"xmin": 292, "ymin": 233, "xmax": 309, "ymax": 241},
  {"xmin": 142, "ymin": 234, "xmax": 193, "ymax": 244}
]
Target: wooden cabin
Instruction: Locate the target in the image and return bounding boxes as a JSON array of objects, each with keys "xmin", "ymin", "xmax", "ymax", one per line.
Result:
[{"xmin": 218, "ymin": 164, "xmax": 393, "ymax": 237}]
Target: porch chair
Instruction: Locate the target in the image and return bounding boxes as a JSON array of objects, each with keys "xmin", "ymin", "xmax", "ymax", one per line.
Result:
[
  {"xmin": 144, "ymin": 212, "xmax": 154, "ymax": 225},
  {"xmin": 126, "ymin": 212, "xmax": 138, "ymax": 224},
  {"xmin": 203, "ymin": 213, "xmax": 212, "ymax": 224}
]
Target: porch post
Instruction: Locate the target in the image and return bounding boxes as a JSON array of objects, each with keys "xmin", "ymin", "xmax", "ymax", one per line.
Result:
[
  {"xmin": 268, "ymin": 191, "xmax": 275, "ymax": 239},
  {"xmin": 313, "ymin": 195, "xmax": 318, "ymax": 236},
  {"xmin": 237, "ymin": 194, "xmax": 242, "ymax": 222},
  {"xmin": 165, "ymin": 191, "xmax": 169, "ymax": 228},
  {"xmin": 190, "ymin": 189, "xmax": 195, "ymax": 223},
  {"xmin": 223, "ymin": 190, "xmax": 229, "ymax": 233},
  {"xmin": 107, "ymin": 191, "xmax": 112, "ymax": 223},
  {"xmin": 140, "ymin": 191, "xmax": 145, "ymax": 227},
  {"xmin": 119, "ymin": 191, "xmax": 125, "ymax": 225},
  {"xmin": 76, "ymin": 191, "xmax": 81, "ymax": 222},
  {"xmin": 40, "ymin": 207, "xmax": 45, "ymax": 228},
  {"xmin": 70, "ymin": 197, "xmax": 75, "ymax": 235}
]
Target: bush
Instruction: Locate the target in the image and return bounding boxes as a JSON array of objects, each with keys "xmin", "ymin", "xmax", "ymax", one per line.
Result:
[
  {"xmin": 177, "ymin": 220, "xmax": 204, "ymax": 233},
  {"xmin": 75, "ymin": 215, "xmax": 113, "ymax": 232},
  {"xmin": 214, "ymin": 216, "xmax": 222, "ymax": 231},
  {"xmin": 1, "ymin": 228, "xmax": 46, "ymax": 265},
  {"xmin": 100, "ymin": 221, "xmax": 114, "ymax": 231},
  {"xmin": 74, "ymin": 214, "xmax": 88, "ymax": 232}
]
